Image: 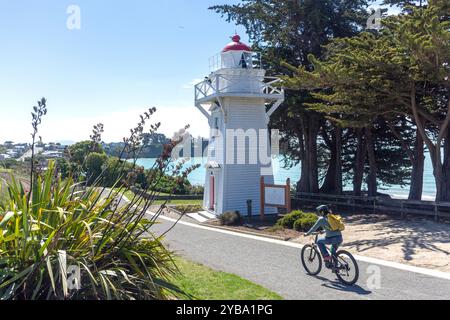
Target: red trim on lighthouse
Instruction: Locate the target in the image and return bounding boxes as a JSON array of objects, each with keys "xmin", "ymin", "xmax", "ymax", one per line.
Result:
[{"xmin": 223, "ymin": 34, "xmax": 252, "ymax": 52}]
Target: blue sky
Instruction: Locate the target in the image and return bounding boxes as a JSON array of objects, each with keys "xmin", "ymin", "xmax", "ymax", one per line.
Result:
[{"xmin": 0, "ymin": 0, "xmax": 396, "ymax": 143}]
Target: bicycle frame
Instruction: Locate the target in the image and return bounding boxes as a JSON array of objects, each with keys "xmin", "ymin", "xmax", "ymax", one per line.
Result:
[
  {"xmin": 309, "ymin": 232, "xmax": 337, "ymax": 258},
  {"xmin": 308, "ymin": 232, "xmax": 340, "ymax": 269}
]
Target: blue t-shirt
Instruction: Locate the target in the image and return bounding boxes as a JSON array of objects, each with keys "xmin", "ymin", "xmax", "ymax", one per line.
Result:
[{"xmin": 305, "ymin": 216, "xmax": 342, "ymax": 238}]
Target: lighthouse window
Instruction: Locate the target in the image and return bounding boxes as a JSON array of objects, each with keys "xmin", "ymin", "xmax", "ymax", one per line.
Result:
[
  {"xmin": 239, "ymin": 53, "xmax": 248, "ymax": 69},
  {"xmin": 214, "ymin": 117, "xmax": 219, "ymax": 130}
]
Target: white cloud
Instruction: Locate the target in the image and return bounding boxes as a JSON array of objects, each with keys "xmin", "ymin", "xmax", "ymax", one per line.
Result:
[{"xmin": 0, "ymin": 105, "xmax": 210, "ymax": 144}]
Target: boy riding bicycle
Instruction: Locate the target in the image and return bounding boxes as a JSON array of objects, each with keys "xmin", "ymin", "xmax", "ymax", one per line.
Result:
[{"xmin": 304, "ymin": 205, "xmax": 344, "ymax": 264}]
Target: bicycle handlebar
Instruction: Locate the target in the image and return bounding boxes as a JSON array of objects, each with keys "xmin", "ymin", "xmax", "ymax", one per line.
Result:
[{"xmin": 306, "ymin": 231, "xmax": 325, "ymax": 236}]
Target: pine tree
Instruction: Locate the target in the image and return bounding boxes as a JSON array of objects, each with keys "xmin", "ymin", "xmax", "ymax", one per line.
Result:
[
  {"xmin": 281, "ymin": 0, "xmax": 449, "ymax": 200},
  {"xmin": 389, "ymin": 0, "xmax": 450, "ymax": 201},
  {"xmin": 210, "ymin": 0, "xmax": 372, "ymax": 194}
]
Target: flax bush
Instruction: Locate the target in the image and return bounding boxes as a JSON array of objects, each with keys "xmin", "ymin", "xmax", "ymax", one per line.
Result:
[{"xmin": 0, "ymin": 100, "xmax": 198, "ymax": 300}]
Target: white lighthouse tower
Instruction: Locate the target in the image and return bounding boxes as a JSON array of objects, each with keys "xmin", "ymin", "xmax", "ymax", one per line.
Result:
[{"xmin": 195, "ymin": 35, "xmax": 285, "ymax": 216}]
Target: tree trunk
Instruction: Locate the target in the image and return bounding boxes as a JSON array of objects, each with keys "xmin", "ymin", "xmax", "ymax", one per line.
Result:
[
  {"xmin": 408, "ymin": 128, "xmax": 425, "ymax": 201},
  {"xmin": 410, "ymin": 86, "xmax": 450, "ymax": 202},
  {"xmin": 335, "ymin": 126, "xmax": 343, "ymax": 195},
  {"xmin": 298, "ymin": 114, "xmax": 320, "ymax": 193},
  {"xmin": 297, "ymin": 128, "xmax": 306, "ymax": 193},
  {"xmin": 386, "ymin": 119, "xmax": 425, "ymax": 201},
  {"xmin": 428, "ymin": 145, "xmax": 442, "ymax": 201},
  {"xmin": 321, "ymin": 126, "xmax": 343, "ymax": 194},
  {"xmin": 424, "ymin": 126, "xmax": 450, "ymax": 202},
  {"xmin": 307, "ymin": 117, "xmax": 320, "ymax": 194},
  {"xmin": 438, "ymin": 127, "xmax": 450, "ymax": 202},
  {"xmin": 353, "ymin": 129, "xmax": 366, "ymax": 196},
  {"xmin": 365, "ymin": 127, "xmax": 378, "ymax": 197}
]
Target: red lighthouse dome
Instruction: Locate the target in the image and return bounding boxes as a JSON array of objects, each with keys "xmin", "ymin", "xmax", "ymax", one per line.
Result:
[{"xmin": 222, "ymin": 35, "xmax": 252, "ymax": 52}]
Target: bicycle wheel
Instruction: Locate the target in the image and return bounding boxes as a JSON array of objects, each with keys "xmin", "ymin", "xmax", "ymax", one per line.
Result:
[
  {"xmin": 334, "ymin": 250, "xmax": 359, "ymax": 286},
  {"xmin": 301, "ymin": 245, "xmax": 322, "ymax": 276}
]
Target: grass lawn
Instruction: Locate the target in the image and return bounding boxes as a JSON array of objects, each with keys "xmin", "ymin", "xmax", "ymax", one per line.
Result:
[
  {"xmin": 114, "ymin": 188, "xmax": 203, "ymax": 206},
  {"xmin": 154, "ymin": 199, "xmax": 203, "ymax": 206},
  {"xmin": 171, "ymin": 257, "xmax": 283, "ymax": 300},
  {"xmin": 121, "ymin": 189, "xmax": 136, "ymax": 201}
]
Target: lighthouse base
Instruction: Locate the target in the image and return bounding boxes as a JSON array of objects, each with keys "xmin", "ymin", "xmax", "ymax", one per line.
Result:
[{"xmin": 203, "ymin": 164, "xmax": 277, "ymax": 217}]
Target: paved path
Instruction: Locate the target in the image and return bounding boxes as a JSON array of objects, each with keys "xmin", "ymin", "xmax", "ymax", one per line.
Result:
[{"xmin": 151, "ymin": 214, "xmax": 450, "ymax": 300}]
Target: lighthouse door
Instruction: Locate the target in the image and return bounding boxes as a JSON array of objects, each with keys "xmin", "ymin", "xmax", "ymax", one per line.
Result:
[{"xmin": 209, "ymin": 176, "xmax": 215, "ymax": 211}]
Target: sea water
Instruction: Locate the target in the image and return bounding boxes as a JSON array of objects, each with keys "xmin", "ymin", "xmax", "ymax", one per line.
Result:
[{"xmin": 135, "ymin": 155, "xmax": 437, "ymax": 201}]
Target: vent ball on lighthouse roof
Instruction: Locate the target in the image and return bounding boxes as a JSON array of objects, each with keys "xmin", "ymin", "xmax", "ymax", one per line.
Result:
[{"xmin": 222, "ymin": 35, "xmax": 252, "ymax": 52}]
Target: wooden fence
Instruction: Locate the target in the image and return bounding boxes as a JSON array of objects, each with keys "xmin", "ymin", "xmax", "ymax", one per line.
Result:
[{"xmin": 293, "ymin": 192, "xmax": 450, "ymax": 221}]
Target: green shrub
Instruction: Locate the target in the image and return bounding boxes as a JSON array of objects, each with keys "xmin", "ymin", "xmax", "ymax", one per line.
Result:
[
  {"xmin": 218, "ymin": 211, "xmax": 242, "ymax": 226},
  {"xmin": 293, "ymin": 213, "xmax": 318, "ymax": 232},
  {"xmin": 146, "ymin": 168, "xmax": 191, "ymax": 195},
  {"xmin": 276, "ymin": 211, "xmax": 305, "ymax": 229},
  {"xmin": 93, "ymin": 157, "xmax": 147, "ymax": 189},
  {"xmin": 0, "ymin": 159, "xmax": 18, "ymax": 170},
  {"xmin": 188, "ymin": 184, "xmax": 204, "ymax": 195},
  {"xmin": 85, "ymin": 152, "xmax": 108, "ymax": 184},
  {"xmin": 67, "ymin": 140, "xmax": 105, "ymax": 165},
  {"xmin": 276, "ymin": 211, "xmax": 318, "ymax": 232}
]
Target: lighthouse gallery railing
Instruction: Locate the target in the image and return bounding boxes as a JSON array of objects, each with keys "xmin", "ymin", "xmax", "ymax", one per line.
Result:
[{"xmin": 195, "ymin": 74, "xmax": 284, "ymax": 104}]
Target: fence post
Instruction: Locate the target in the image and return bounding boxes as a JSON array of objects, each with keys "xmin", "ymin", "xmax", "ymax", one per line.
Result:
[
  {"xmin": 434, "ymin": 203, "xmax": 439, "ymax": 222},
  {"xmin": 247, "ymin": 200, "xmax": 253, "ymax": 223},
  {"xmin": 286, "ymin": 178, "xmax": 291, "ymax": 214},
  {"xmin": 401, "ymin": 201, "xmax": 404, "ymax": 219},
  {"xmin": 373, "ymin": 197, "xmax": 376, "ymax": 214},
  {"xmin": 352, "ymin": 197, "xmax": 356, "ymax": 213}
]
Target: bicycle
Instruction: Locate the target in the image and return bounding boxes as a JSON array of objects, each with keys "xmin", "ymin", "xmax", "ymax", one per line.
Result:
[{"xmin": 301, "ymin": 231, "xmax": 359, "ymax": 286}]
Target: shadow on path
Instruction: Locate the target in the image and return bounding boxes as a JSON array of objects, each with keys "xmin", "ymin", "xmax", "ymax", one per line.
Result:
[{"xmin": 313, "ymin": 275, "xmax": 372, "ymax": 296}]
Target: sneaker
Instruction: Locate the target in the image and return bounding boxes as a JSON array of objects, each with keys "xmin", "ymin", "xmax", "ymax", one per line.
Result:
[{"xmin": 324, "ymin": 256, "xmax": 333, "ymax": 269}]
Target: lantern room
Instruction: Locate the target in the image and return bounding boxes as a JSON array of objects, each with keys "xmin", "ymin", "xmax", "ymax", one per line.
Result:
[{"xmin": 221, "ymin": 34, "xmax": 255, "ymax": 69}]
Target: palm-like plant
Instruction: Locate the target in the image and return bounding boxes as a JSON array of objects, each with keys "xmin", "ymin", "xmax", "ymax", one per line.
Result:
[{"xmin": 0, "ymin": 100, "xmax": 196, "ymax": 300}]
